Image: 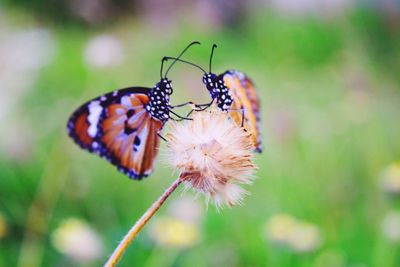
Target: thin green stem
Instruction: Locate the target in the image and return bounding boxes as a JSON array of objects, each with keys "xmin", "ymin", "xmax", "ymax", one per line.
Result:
[{"xmin": 104, "ymin": 178, "xmax": 182, "ymax": 267}]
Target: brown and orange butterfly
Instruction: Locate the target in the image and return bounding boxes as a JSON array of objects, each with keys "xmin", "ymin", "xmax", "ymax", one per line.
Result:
[
  {"xmin": 165, "ymin": 44, "xmax": 262, "ymax": 152},
  {"xmin": 67, "ymin": 42, "xmax": 199, "ymax": 179}
]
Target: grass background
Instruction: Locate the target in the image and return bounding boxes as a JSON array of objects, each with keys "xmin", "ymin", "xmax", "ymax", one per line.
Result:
[{"xmin": 1, "ymin": 2, "xmax": 400, "ymax": 266}]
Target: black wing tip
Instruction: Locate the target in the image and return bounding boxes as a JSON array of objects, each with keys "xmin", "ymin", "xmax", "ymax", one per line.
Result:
[
  {"xmin": 254, "ymin": 141, "xmax": 263, "ymax": 153},
  {"xmin": 117, "ymin": 166, "xmax": 151, "ymax": 180},
  {"xmin": 67, "ymin": 118, "xmax": 154, "ymax": 181},
  {"xmin": 66, "ymin": 118, "xmax": 151, "ymax": 180},
  {"xmin": 66, "ymin": 118, "xmax": 97, "ymax": 152},
  {"xmin": 102, "ymin": 148, "xmax": 153, "ymax": 180},
  {"xmin": 67, "ymin": 141, "xmax": 153, "ymax": 181}
]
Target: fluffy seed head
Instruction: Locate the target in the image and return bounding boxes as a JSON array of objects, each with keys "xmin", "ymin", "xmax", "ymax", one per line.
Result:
[{"xmin": 165, "ymin": 108, "xmax": 257, "ymax": 208}]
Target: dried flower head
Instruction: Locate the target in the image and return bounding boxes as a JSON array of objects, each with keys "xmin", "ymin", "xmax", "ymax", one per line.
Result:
[{"xmin": 165, "ymin": 108, "xmax": 257, "ymax": 208}]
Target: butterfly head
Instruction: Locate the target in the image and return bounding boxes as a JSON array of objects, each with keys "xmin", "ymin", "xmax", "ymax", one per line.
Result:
[
  {"xmin": 202, "ymin": 73, "xmax": 218, "ymax": 94},
  {"xmin": 202, "ymin": 44, "xmax": 224, "ymax": 98},
  {"xmin": 203, "ymin": 72, "xmax": 233, "ymax": 110},
  {"xmin": 160, "ymin": 78, "xmax": 173, "ymax": 95}
]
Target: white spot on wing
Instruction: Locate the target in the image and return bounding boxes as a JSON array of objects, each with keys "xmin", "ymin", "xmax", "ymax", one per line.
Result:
[
  {"xmin": 121, "ymin": 95, "xmax": 132, "ymax": 108},
  {"xmin": 113, "ymin": 116, "xmax": 126, "ymax": 125},
  {"xmin": 116, "ymin": 108, "xmax": 125, "ymax": 115},
  {"xmin": 87, "ymin": 101, "xmax": 102, "ymax": 137},
  {"xmin": 236, "ymin": 71, "xmax": 245, "ymax": 79}
]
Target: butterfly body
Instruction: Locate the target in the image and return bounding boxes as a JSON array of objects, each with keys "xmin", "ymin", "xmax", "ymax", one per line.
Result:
[
  {"xmin": 202, "ymin": 70, "xmax": 262, "ymax": 153},
  {"xmin": 67, "ymin": 79, "xmax": 174, "ymax": 179},
  {"xmin": 145, "ymin": 79, "xmax": 173, "ymax": 122},
  {"xmin": 202, "ymin": 73, "xmax": 233, "ymax": 110}
]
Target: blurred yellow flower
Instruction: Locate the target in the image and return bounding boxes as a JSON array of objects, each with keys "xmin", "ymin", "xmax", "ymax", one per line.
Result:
[
  {"xmin": 0, "ymin": 213, "xmax": 7, "ymax": 239},
  {"xmin": 287, "ymin": 222, "xmax": 322, "ymax": 252},
  {"xmin": 380, "ymin": 161, "xmax": 400, "ymax": 195},
  {"xmin": 264, "ymin": 213, "xmax": 322, "ymax": 253},
  {"xmin": 51, "ymin": 218, "xmax": 104, "ymax": 263},
  {"xmin": 149, "ymin": 216, "xmax": 199, "ymax": 248},
  {"xmin": 381, "ymin": 211, "xmax": 400, "ymax": 242},
  {"xmin": 167, "ymin": 196, "xmax": 203, "ymax": 224},
  {"xmin": 265, "ymin": 214, "xmax": 298, "ymax": 244}
]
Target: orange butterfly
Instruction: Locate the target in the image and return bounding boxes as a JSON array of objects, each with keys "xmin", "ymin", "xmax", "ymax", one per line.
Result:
[
  {"xmin": 165, "ymin": 45, "xmax": 262, "ymax": 152},
  {"xmin": 67, "ymin": 42, "xmax": 200, "ymax": 179}
]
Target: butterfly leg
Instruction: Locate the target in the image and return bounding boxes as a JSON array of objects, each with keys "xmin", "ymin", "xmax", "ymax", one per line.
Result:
[
  {"xmin": 169, "ymin": 110, "xmax": 195, "ymax": 121},
  {"xmin": 186, "ymin": 108, "xmax": 197, "ymax": 117},
  {"xmin": 241, "ymin": 107, "xmax": 245, "ymax": 127},
  {"xmin": 170, "ymin": 101, "xmax": 194, "ymax": 108},
  {"xmin": 157, "ymin": 133, "xmax": 168, "ymax": 142},
  {"xmin": 183, "ymin": 99, "xmax": 214, "ymax": 116},
  {"xmin": 169, "ymin": 110, "xmax": 193, "ymax": 121},
  {"xmin": 170, "ymin": 117, "xmax": 186, "ymax": 122},
  {"xmin": 193, "ymin": 99, "xmax": 215, "ymax": 111},
  {"xmin": 170, "ymin": 99, "xmax": 214, "ymax": 120},
  {"xmin": 235, "ymin": 104, "xmax": 245, "ymax": 127},
  {"xmin": 227, "ymin": 106, "xmax": 246, "ymax": 128},
  {"xmin": 175, "ymin": 99, "xmax": 214, "ymax": 118}
]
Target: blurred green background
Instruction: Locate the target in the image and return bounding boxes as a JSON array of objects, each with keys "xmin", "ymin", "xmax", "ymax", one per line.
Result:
[{"xmin": 1, "ymin": 0, "xmax": 400, "ymax": 266}]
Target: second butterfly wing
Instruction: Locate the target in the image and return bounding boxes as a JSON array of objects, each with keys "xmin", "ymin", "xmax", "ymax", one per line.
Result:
[
  {"xmin": 222, "ymin": 70, "xmax": 262, "ymax": 153},
  {"xmin": 67, "ymin": 87, "xmax": 163, "ymax": 179}
]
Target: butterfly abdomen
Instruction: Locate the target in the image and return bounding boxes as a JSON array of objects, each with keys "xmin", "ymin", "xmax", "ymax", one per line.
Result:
[{"xmin": 214, "ymin": 79, "xmax": 233, "ymax": 110}]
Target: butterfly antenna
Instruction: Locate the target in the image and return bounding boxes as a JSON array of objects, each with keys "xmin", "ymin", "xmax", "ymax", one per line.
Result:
[
  {"xmin": 209, "ymin": 44, "xmax": 217, "ymax": 73},
  {"xmin": 164, "ymin": 41, "xmax": 200, "ymax": 78},
  {"xmin": 160, "ymin": 57, "xmax": 168, "ymax": 79},
  {"xmin": 163, "ymin": 56, "xmax": 206, "ymax": 74}
]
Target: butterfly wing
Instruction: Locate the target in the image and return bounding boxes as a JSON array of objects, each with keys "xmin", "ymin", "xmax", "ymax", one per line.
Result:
[
  {"xmin": 222, "ymin": 71, "xmax": 262, "ymax": 152},
  {"xmin": 67, "ymin": 87, "xmax": 163, "ymax": 179}
]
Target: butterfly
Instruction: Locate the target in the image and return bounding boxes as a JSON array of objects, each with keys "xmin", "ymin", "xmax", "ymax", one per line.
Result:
[
  {"xmin": 67, "ymin": 42, "xmax": 200, "ymax": 179},
  {"xmin": 164, "ymin": 44, "xmax": 262, "ymax": 153}
]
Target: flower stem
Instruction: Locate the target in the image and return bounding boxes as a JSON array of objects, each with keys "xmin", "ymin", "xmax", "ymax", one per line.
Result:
[{"xmin": 104, "ymin": 178, "xmax": 182, "ymax": 267}]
